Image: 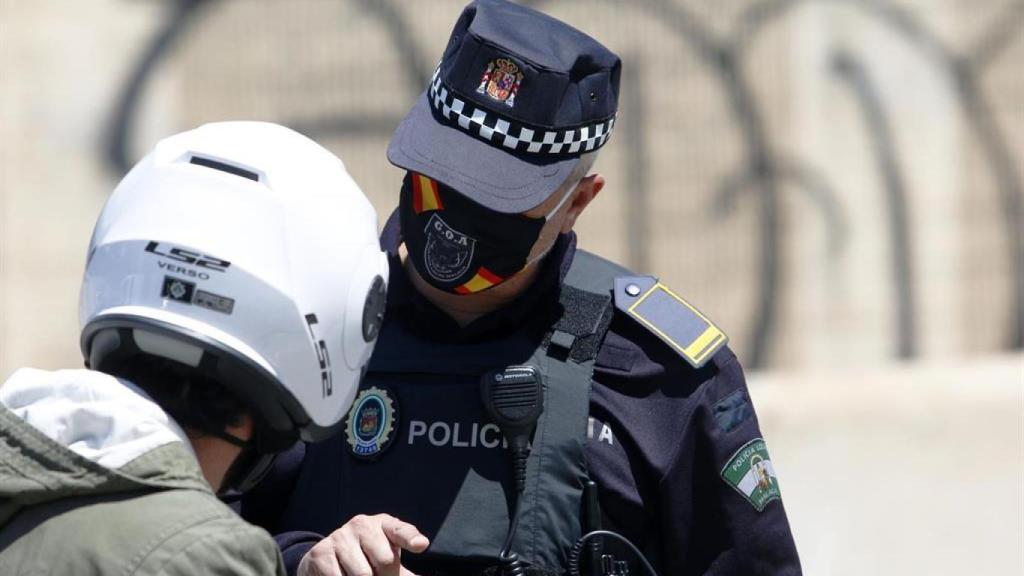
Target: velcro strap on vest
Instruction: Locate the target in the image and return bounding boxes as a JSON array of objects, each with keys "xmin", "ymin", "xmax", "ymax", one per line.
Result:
[{"xmin": 543, "ymin": 284, "xmax": 614, "ymax": 363}]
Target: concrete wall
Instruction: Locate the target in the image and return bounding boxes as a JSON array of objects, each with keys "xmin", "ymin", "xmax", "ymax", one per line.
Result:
[
  {"xmin": 3, "ymin": 0, "xmax": 1021, "ymax": 374},
  {"xmin": 0, "ymin": 1, "xmax": 167, "ymax": 372},
  {"xmin": 751, "ymin": 354, "xmax": 1024, "ymax": 575}
]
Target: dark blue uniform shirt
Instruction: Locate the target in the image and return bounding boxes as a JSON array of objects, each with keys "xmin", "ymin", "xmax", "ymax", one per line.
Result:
[{"xmin": 241, "ymin": 212, "xmax": 802, "ymax": 575}]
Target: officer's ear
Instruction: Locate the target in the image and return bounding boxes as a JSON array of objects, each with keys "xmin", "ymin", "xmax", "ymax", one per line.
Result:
[{"xmin": 560, "ymin": 174, "xmax": 604, "ymax": 234}]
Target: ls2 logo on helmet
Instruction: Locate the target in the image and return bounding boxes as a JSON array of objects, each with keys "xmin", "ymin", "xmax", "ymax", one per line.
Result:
[
  {"xmin": 345, "ymin": 387, "xmax": 398, "ymax": 460},
  {"xmin": 423, "ymin": 214, "xmax": 475, "ymax": 282},
  {"xmin": 304, "ymin": 314, "xmax": 333, "ymax": 398},
  {"xmin": 145, "ymin": 241, "xmax": 231, "ymax": 272}
]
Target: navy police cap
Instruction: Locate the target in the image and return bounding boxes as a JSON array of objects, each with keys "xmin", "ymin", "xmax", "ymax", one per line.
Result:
[{"xmin": 387, "ymin": 0, "xmax": 621, "ymax": 213}]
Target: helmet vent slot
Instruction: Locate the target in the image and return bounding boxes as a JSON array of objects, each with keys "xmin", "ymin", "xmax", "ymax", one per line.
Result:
[
  {"xmin": 189, "ymin": 155, "xmax": 260, "ymax": 182},
  {"xmin": 133, "ymin": 329, "xmax": 204, "ymax": 368}
]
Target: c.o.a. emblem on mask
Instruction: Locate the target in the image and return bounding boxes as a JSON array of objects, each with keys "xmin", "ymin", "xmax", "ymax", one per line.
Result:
[{"xmin": 424, "ymin": 213, "xmax": 476, "ymax": 282}]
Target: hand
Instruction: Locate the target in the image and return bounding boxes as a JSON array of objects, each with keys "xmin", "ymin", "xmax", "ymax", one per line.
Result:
[{"xmin": 297, "ymin": 514, "xmax": 430, "ymax": 576}]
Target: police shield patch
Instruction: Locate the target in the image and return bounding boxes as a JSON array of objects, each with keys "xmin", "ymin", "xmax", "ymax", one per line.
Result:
[
  {"xmin": 721, "ymin": 438, "xmax": 781, "ymax": 511},
  {"xmin": 423, "ymin": 213, "xmax": 476, "ymax": 282},
  {"xmin": 345, "ymin": 387, "xmax": 399, "ymax": 460}
]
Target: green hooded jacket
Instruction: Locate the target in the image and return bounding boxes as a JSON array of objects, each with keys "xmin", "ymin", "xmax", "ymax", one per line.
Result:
[{"xmin": 0, "ymin": 368, "xmax": 286, "ymax": 576}]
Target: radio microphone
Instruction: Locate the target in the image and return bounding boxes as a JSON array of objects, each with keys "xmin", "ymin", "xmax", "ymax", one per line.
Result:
[
  {"xmin": 481, "ymin": 365, "xmax": 543, "ymax": 490},
  {"xmin": 480, "ymin": 365, "xmax": 544, "ymax": 575}
]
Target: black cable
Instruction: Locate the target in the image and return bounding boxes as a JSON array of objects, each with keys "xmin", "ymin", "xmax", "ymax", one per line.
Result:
[
  {"xmin": 498, "ymin": 452, "xmax": 528, "ymax": 575},
  {"xmin": 567, "ymin": 530, "xmax": 660, "ymax": 576},
  {"xmin": 500, "ymin": 495, "xmax": 523, "ymax": 558}
]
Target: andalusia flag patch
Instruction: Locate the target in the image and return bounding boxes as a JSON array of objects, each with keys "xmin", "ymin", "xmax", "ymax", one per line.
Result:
[{"xmin": 721, "ymin": 438, "xmax": 781, "ymax": 511}]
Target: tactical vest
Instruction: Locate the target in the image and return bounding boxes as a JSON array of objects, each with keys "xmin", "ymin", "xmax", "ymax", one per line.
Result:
[{"xmin": 280, "ymin": 251, "xmax": 627, "ymax": 576}]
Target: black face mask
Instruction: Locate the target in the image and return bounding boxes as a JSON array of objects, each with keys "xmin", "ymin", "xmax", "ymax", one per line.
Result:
[{"xmin": 399, "ymin": 173, "xmax": 570, "ymax": 295}]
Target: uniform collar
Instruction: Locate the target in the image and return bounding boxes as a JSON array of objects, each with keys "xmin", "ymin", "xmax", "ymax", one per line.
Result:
[{"xmin": 380, "ymin": 209, "xmax": 576, "ymax": 341}]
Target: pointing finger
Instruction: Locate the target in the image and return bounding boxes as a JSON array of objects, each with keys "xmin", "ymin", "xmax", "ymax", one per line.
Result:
[{"xmin": 379, "ymin": 515, "xmax": 430, "ymax": 552}]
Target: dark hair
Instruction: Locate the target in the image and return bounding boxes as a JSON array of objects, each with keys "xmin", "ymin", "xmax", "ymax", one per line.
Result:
[{"xmin": 110, "ymin": 354, "xmax": 249, "ymax": 437}]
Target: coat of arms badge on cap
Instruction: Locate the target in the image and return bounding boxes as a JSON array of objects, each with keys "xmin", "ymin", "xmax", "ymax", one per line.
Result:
[
  {"xmin": 477, "ymin": 58, "xmax": 523, "ymax": 107},
  {"xmin": 387, "ymin": 0, "xmax": 622, "ymax": 214}
]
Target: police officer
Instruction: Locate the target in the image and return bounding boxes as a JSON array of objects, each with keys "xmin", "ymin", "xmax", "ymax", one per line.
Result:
[{"xmin": 241, "ymin": 2, "xmax": 802, "ymax": 575}]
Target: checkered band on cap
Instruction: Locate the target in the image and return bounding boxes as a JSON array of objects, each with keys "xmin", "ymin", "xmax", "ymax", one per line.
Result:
[{"xmin": 428, "ymin": 67, "xmax": 616, "ymax": 158}]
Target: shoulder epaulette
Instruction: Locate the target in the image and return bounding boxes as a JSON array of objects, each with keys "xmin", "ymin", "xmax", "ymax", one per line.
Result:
[{"xmin": 613, "ymin": 276, "xmax": 727, "ymax": 368}]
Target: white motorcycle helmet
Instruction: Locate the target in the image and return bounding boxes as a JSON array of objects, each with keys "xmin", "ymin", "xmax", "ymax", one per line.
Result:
[{"xmin": 80, "ymin": 122, "xmax": 388, "ymax": 488}]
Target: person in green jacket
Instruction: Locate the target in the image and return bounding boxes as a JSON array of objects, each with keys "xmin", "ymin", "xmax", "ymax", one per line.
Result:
[{"xmin": 0, "ymin": 121, "xmax": 390, "ymax": 576}]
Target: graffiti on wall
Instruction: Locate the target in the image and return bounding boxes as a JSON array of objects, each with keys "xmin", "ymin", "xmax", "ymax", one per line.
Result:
[{"xmin": 104, "ymin": 0, "xmax": 1023, "ymax": 368}]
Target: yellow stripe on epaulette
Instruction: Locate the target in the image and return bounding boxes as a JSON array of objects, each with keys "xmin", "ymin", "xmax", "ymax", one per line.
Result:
[{"xmin": 614, "ymin": 276, "xmax": 728, "ymax": 369}]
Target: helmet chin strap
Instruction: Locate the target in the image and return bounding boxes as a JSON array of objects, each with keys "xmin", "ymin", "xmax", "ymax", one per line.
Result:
[
  {"xmin": 210, "ymin": 429, "xmax": 265, "ymax": 496},
  {"xmin": 211, "ymin": 429, "xmax": 252, "ymax": 449}
]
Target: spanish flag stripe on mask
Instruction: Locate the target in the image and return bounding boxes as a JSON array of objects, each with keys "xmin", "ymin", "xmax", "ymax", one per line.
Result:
[
  {"xmin": 454, "ymin": 267, "xmax": 505, "ymax": 294},
  {"xmin": 412, "ymin": 173, "xmax": 443, "ymax": 214}
]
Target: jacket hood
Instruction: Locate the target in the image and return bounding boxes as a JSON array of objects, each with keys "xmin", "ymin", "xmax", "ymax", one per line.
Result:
[{"xmin": 0, "ymin": 368, "xmax": 210, "ymax": 526}]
